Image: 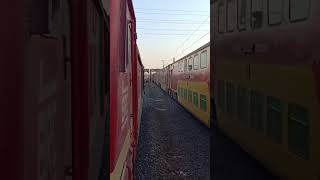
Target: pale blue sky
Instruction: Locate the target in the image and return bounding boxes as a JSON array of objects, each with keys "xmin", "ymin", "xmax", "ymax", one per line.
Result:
[{"xmin": 132, "ymin": 0, "xmax": 210, "ymax": 69}]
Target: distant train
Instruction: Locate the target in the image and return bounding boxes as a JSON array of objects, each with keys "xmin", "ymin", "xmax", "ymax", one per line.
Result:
[
  {"xmin": 212, "ymin": 0, "xmax": 320, "ymax": 179},
  {"xmin": 153, "ymin": 43, "xmax": 211, "ymax": 127},
  {"xmin": 1, "ymin": 0, "xmax": 109, "ymax": 180},
  {"xmin": 110, "ymin": 0, "xmax": 144, "ymax": 179}
]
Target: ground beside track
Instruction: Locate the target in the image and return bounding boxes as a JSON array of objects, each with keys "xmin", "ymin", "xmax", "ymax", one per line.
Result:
[
  {"xmin": 134, "ymin": 82, "xmax": 277, "ymax": 180},
  {"xmin": 134, "ymin": 82, "xmax": 210, "ymax": 180},
  {"xmin": 211, "ymin": 127, "xmax": 279, "ymax": 180}
]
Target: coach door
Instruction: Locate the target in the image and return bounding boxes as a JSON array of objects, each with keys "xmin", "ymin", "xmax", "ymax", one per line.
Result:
[{"xmin": 27, "ymin": 36, "xmax": 69, "ymax": 180}]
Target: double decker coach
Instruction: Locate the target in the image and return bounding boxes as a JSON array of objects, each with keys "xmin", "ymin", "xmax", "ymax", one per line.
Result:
[
  {"xmin": 212, "ymin": 0, "xmax": 320, "ymax": 179},
  {"xmin": 154, "ymin": 43, "xmax": 211, "ymax": 127}
]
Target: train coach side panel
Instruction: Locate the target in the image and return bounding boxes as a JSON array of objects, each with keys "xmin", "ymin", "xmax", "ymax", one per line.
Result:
[
  {"xmin": 212, "ymin": 0, "xmax": 320, "ymax": 179},
  {"xmin": 110, "ymin": 0, "xmax": 132, "ymax": 179},
  {"xmin": 176, "ymin": 45, "xmax": 211, "ymax": 127}
]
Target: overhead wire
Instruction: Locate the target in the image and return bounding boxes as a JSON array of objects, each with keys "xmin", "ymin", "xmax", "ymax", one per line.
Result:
[
  {"xmin": 174, "ymin": 32, "xmax": 210, "ymax": 59},
  {"xmin": 137, "ymin": 21, "xmax": 209, "ymax": 24},
  {"xmin": 135, "ymin": 12, "xmax": 208, "ymax": 16},
  {"xmin": 137, "ymin": 28, "xmax": 208, "ymax": 31},
  {"xmin": 173, "ymin": 16, "xmax": 209, "ymax": 56},
  {"xmin": 139, "ymin": 33, "xmax": 207, "ymax": 36},
  {"xmin": 135, "ymin": 8, "xmax": 209, "ymax": 12},
  {"xmin": 134, "ymin": 8, "xmax": 210, "ymax": 67},
  {"xmin": 137, "ymin": 18, "xmax": 209, "ymax": 22}
]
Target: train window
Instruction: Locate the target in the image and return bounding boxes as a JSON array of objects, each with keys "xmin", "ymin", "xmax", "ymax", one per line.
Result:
[
  {"xmin": 218, "ymin": 81, "xmax": 226, "ymax": 112},
  {"xmin": 181, "ymin": 61, "xmax": 184, "ymax": 72},
  {"xmin": 218, "ymin": 2, "xmax": 226, "ymax": 33},
  {"xmin": 226, "ymin": 82, "xmax": 236, "ymax": 113},
  {"xmin": 52, "ymin": 0, "xmax": 60, "ymax": 18},
  {"xmin": 127, "ymin": 24, "xmax": 131, "ymax": 69},
  {"xmin": 266, "ymin": 96, "xmax": 282, "ymax": 144},
  {"xmin": 238, "ymin": 0, "xmax": 247, "ymax": 30},
  {"xmin": 188, "ymin": 57, "xmax": 193, "ymax": 71},
  {"xmin": 251, "ymin": 0, "xmax": 264, "ymax": 29},
  {"xmin": 250, "ymin": 90, "xmax": 264, "ymax": 132},
  {"xmin": 200, "ymin": 51, "xmax": 208, "ymax": 69},
  {"xmin": 120, "ymin": 23, "xmax": 131, "ymax": 72},
  {"xmin": 200, "ymin": 94, "xmax": 207, "ymax": 112},
  {"xmin": 290, "ymin": 0, "xmax": 310, "ymax": 22},
  {"xmin": 288, "ymin": 103, "xmax": 309, "ymax": 159},
  {"xmin": 227, "ymin": 0, "xmax": 236, "ymax": 32},
  {"xmin": 237, "ymin": 86, "xmax": 249, "ymax": 125},
  {"xmin": 268, "ymin": 0, "xmax": 282, "ymax": 25},
  {"xmin": 193, "ymin": 92, "xmax": 199, "ymax": 107},
  {"xmin": 188, "ymin": 90, "xmax": 193, "ymax": 103},
  {"xmin": 184, "ymin": 59, "xmax": 188, "ymax": 72},
  {"xmin": 184, "ymin": 89, "xmax": 188, "ymax": 100},
  {"xmin": 193, "ymin": 55, "xmax": 199, "ymax": 70}
]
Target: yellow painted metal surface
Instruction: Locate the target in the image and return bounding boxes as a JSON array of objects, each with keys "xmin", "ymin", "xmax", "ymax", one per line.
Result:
[
  {"xmin": 110, "ymin": 130, "xmax": 131, "ymax": 180},
  {"xmin": 216, "ymin": 61, "xmax": 320, "ymax": 180},
  {"xmin": 178, "ymin": 80, "xmax": 210, "ymax": 127}
]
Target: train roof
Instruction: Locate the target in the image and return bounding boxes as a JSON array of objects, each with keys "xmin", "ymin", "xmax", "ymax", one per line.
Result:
[{"xmin": 165, "ymin": 42, "xmax": 210, "ymax": 68}]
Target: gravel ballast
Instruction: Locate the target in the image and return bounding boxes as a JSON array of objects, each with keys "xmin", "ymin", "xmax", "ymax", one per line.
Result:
[{"xmin": 134, "ymin": 83, "xmax": 210, "ymax": 180}]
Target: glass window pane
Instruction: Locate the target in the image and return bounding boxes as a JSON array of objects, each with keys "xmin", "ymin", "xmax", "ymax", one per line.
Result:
[
  {"xmin": 238, "ymin": 0, "xmax": 247, "ymax": 30},
  {"xmin": 188, "ymin": 90, "xmax": 192, "ymax": 102},
  {"xmin": 188, "ymin": 57, "xmax": 193, "ymax": 71},
  {"xmin": 184, "ymin": 89, "xmax": 188, "ymax": 99},
  {"xmin": 251, "ymin": 0, "xmax": 264, "ymax": 29},
  {"xmin": 250, "ymin": 90, "xmax": 264, "ymax": 132},
  {"xmin": 288, "ymin": 103, "xmax": 309, "ymax": 159},
  {"xmin": 193, "ymin": 92, "xmax": 199, "ymax": 107},
  {"xmin": 200, "ymin": 51, "xmax": 208, "ymax": 69},
  {"xmin": 194, "ymin": 55, "xmax": 199, "ymax": 70},
  {"xmin": 200, "ymin": 94, "xmax": 207, "ymax": 112},
  {"xmin": 184, "ymin": 59, "xmax": 188, "ymax": 72},
  {"xmin": 237, "ymin": 86, "xmax": 249, "ymax": 125},
  {"xmin": 127, "ymin": 25, "xmax": 131, "ymax": 67},
  {"xmin": 290, "ymin": 0, "xmax": 310, "ymax": 21},
  {"xmin": 267, "ymin": 96, "xmax": 282, "ymax": 143},
  {"xmin": 268, "ymin": 0, "xmax": 282, "ymax": 25},
  {"xmin": 218, "ymin": 3, "xmax": 226, "ymax": 33},
  {"xmin": 226, "ymin": 82, "xmax": 236, "ymax": 113},
  {"xmin": 227, "ymin": 0, "xmax": 236, "ymax": 31}
]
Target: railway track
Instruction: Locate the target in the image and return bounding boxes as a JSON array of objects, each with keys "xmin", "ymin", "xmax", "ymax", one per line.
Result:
[{"xmin": 135, "ymin": 82, "xmax": 210, "ymax": 180}]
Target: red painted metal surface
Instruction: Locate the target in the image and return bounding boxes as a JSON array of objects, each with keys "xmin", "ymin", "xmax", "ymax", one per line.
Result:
[
  {"xmin": 70, "ymin": 0, "xmax": 90, "ymax": 179},
  {"xmin": 153, "ymin": 43, "xmax": 210, "ymax": 96},
  {"xmin": 0, "ymin": 0, "xmax": 26, "ymax": 179},
  {"xmin": 110, "ymin": 0, "xmax": 143, "ymax": 179},
  {"xmin": 0, "ymin": 1, "xmax": 109, "ymax": 180}
]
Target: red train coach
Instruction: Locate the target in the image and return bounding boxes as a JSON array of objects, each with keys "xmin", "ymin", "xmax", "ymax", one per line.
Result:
[
  {"xmin": 110, "ymin": 0, "xmax": 144, "ymax": 179},
  {"xmin": 1, "ymin": 0, "xmax": 109, "ymax": 180}
]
